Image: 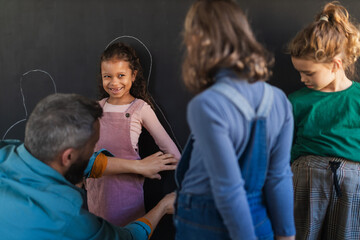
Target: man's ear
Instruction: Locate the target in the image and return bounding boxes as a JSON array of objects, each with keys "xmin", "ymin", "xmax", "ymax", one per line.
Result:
[{"xmin": 61, "ymin": 148, "xmax": 77, "ymax": 168}]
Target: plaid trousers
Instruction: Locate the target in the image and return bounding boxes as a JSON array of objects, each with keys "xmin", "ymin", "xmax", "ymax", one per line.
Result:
[{"xmin": 292, "ymin": 155, "xmax": 360, "ymax": 240}]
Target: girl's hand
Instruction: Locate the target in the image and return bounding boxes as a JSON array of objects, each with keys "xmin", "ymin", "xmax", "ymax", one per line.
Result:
[{"xmin": 138, "ymin": 151, "xmax": 179, "ymax": 179}]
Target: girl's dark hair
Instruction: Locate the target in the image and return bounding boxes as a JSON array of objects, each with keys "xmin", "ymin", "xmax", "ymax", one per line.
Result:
[
  {"xmin": 182, "ymin": 0, "xmax": 273, "ymax": 93},
  {"xmin": 97, "ymin": 42, "xmax": 154, "ymax": 108},
  {"xmin": 288, "ymin": 1, "xmax": 360, "ymax": 78}
]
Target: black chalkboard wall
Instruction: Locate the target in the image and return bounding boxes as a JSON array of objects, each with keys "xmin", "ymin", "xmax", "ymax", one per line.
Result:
[{"xmin": 1, "ymin": 0, "xmax": 360, "ymax": 239}]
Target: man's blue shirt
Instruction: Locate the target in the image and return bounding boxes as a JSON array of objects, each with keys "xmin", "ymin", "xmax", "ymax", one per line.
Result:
[{"xmin": 0, "ymin": 140, "xmax": 150, "ymax": 240}]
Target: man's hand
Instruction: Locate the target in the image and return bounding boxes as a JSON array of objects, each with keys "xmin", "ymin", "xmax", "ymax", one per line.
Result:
[{"xmin": 157, "ymin": 192, "xmax": 176, "ymax": 214}]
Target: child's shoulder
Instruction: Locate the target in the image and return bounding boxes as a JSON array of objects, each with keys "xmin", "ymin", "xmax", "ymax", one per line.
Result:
[
  {"xmin": 266, "ymin": 83, "xmax": 294, "ymax": 111},
  {"xmin": 187, "ymin": 88, "xmax": 220, "ymax": 115},
  {"xmin": 135, "ymin": 99, "xmax": 154, "ymax": 114},
  {"xmin": 352, "ymin": 81, "xmax": 360, "ymax": 90},
  {"xmin": 135, "ymin": 98, "xmax": 150, "ymax": 108},
  {"xmin": 267, "ymin": 83, "xmax": 289, "ymax": 100},
  {"xmin": 190, "ymin": 87, "xmax": 219, "ymax": 107},
  {"xmin": 97, "ymin": 98, "xmax": 108, "ymax": 107},
  {"xmin": 288, "ymin": 87, "xmax": 310, "ymax": 102},
  {"xmin": 135, "ymin": 98, "xmax": 145, "ymax": 103}
]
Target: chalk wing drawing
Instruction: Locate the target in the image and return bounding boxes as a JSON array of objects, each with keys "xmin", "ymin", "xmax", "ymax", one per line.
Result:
[
  {"xmin": 106, "ymin": 35, "xmax": 181, "ymax": 150},
  {"xmin": 2, "ymin": 69, "xmax": 57, "ymax": 140}
]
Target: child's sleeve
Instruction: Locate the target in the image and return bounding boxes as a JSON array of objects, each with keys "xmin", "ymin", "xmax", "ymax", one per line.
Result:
[
  {"xmin": 141, "ymin": 103, "xmax": 181, "ymax": 159},
  {"xmin": 84, "ymin": 149, "xmax": 113, "ymax": 178},
  {"xmin": 263, "ymin": 94, "xmax": 296, "ymax": 236},
  {"xmin": 287, "ymin": 92, "xmax": 298, "ymax": 161}
]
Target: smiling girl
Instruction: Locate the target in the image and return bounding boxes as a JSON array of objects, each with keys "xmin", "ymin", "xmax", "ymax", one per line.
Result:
[{"xmin": 86, "ymin": 42, "xmax": 180, "ymax": 226}]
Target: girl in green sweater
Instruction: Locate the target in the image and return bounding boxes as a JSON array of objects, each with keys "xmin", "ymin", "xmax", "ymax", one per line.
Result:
[{"xmin": 288, "ymin": 2, "xmax": 360, "ymax": 239}]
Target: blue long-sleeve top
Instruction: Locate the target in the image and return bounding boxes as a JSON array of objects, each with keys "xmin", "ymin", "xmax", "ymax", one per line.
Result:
[
  {"xmin": 0, "ymin": 140, "xmax": 151, "ymax": 240},
  {"xmin": 180, "ymin": 74, "xmax": 295, "ymax": 239}
]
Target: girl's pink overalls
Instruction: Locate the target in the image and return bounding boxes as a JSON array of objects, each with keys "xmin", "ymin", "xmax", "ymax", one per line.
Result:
[{"xmin": 86, "ymin": 98, "xmax": 145, "ymax": 226}]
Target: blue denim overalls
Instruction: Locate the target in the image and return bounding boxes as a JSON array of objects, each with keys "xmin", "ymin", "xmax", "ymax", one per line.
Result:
[{"xmin": 174, "ymin": 81, "xmax": 274, "ymax": 240}]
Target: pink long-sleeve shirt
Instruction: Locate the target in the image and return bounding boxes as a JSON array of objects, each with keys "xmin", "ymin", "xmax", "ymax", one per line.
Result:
[{"xmin": 103, "ymin": 101, "xmax": 181, "ymax": 159}]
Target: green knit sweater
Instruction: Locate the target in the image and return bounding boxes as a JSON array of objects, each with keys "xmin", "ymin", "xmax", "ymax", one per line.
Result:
[{"xmin": 289, "ymin": 82, "xmax": 360, "ymax": 162}]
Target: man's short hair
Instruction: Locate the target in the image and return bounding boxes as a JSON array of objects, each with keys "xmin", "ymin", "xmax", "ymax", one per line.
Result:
[{"xmin": 24, "ymin": 93, "xmax": 102, "ymax": 162}]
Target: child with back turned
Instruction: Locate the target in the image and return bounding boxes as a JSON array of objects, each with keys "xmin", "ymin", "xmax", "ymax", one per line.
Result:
[
  {"xmin": 174, "ymin": 0, "xmax": 295, "ymax": 239},
  {"xmin": 288, "ymin": 2, "xmax": 360, "ymax": 239},
  {"xmin": 86, "ymin": 42, "xmax": 181, "ymax": 227}
]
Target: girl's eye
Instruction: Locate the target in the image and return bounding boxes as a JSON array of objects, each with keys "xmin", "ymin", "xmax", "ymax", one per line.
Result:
[
  {"xmin": 103, "ymin": 75, "xmax": 111, "ymax": 79},
  {"xmin": 118, "ymin": 74, "xmax": 125, "ymax": 78}
]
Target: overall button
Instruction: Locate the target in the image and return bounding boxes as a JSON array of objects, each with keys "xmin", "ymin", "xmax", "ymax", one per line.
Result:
[{"xmin": 125, "ymin": 113, "xmax": 130, "ymax": 118}]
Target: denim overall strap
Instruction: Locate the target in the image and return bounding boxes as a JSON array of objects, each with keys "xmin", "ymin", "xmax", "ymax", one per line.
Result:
[
  {"xmin": 211, "ymin": 82, "xmax": 273, "ymax": 154},
  {"xmin": 175, "ymin": 135, "xmax": 194, "ymax": 190},
  {"xmin": 211, "ymin": 82, "xmax": 275, "ymax": 239},
  {"xmin": 210, "ymin": 82, "xmax": 255, "ymax": 122},
  {"xmin": 212, "ymin": 82, "xmax": 273, "ymax": 193},
  {"xmin": 211, "ymin": 82, "xmax": 273, "ymax": 119},
  {"xmin": 175, "ymin": 82, "xmax": 275, "ymax": 240},
  {"xmin": 257, "ymin": 83, "xmax": 274, "ymax": 118},
  {"xmin": 176, "ymin": 82, "xmax": 274, "ymax": 191}
]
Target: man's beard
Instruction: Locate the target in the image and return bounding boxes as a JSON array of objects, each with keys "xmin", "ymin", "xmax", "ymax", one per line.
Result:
[{"xmin": 64, "ymin": 158, "xmax": 89, "ymax": 185}]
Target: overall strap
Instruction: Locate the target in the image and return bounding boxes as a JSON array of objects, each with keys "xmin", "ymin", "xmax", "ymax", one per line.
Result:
[
  {"xmin": 211, "ymin": 82, "xmax": 273, "ymax": 160},
  {"xmin": 211, "ymin": 82, "xmax": 274, "ymax": 193},
  {"xmin": 211, "ymin": 82, "xmax": 255, "ymax": 121},
  {"xmin": 175, "ymin": 135, "xmax": 194, "ymax": 189},
  {"xmin": 126, "ymin": 99, "xmax": 145, "ymax": 115},
  {"xmin": 98, "ymin": 98, "xmax": 108, "ymax": 108},
  {"xmin": 211, "ymin": 82, "xmax": 273, "ymax": 119},
  {"xmin": 176, "ymin": 82, "xmax": 274, "ymax": 191},
  {"xmin": 257, "ymin": 83, "xmax": 274, "ymax": 118}
]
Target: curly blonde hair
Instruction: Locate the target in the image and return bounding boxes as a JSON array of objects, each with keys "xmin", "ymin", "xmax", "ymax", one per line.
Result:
[
  {"xmin": 182, "ymin": 0, "xmax": 273, "ymax": 93},
  {"xmin": 288, "ymin": 1, "xmax": 360, "ymax": 77}
]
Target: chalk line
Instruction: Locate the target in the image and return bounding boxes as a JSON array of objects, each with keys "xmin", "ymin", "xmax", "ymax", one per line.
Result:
[{"xmin": 2, "ymin": 69, "xmax": 57, "ymax": 140}]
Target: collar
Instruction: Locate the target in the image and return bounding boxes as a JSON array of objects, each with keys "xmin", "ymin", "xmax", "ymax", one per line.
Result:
[
  {"xmin": 17, "ymin": 144, "xmax": 82, "ymax": 193},
  {"xmin": 215, "ymin": 68, "xmax": 239, "ymax": 81}
]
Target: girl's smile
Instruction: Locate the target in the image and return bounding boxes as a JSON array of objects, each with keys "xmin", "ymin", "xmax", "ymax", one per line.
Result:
[{"xmin": 109, "ymin": 87, "xmax": 124, "ymax": 94}]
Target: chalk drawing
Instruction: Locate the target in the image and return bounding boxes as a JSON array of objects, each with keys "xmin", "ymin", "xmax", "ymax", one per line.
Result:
[
  {"xmin": 2, "ymin": 69, "xmax": 57, "ymax": 140},
  {"xmin": 106, "ymin": 36, "xmax": 181, "ymax": 150}
]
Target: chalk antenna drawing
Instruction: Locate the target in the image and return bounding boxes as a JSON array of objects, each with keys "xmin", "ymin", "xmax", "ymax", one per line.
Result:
[
  {"xmin": 106, "ymin": 36, "xmax": 182, "ymax": 150},
  {"xmin": 2, "ymin": 69, "xmax": 57, "ymax": 140}
]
